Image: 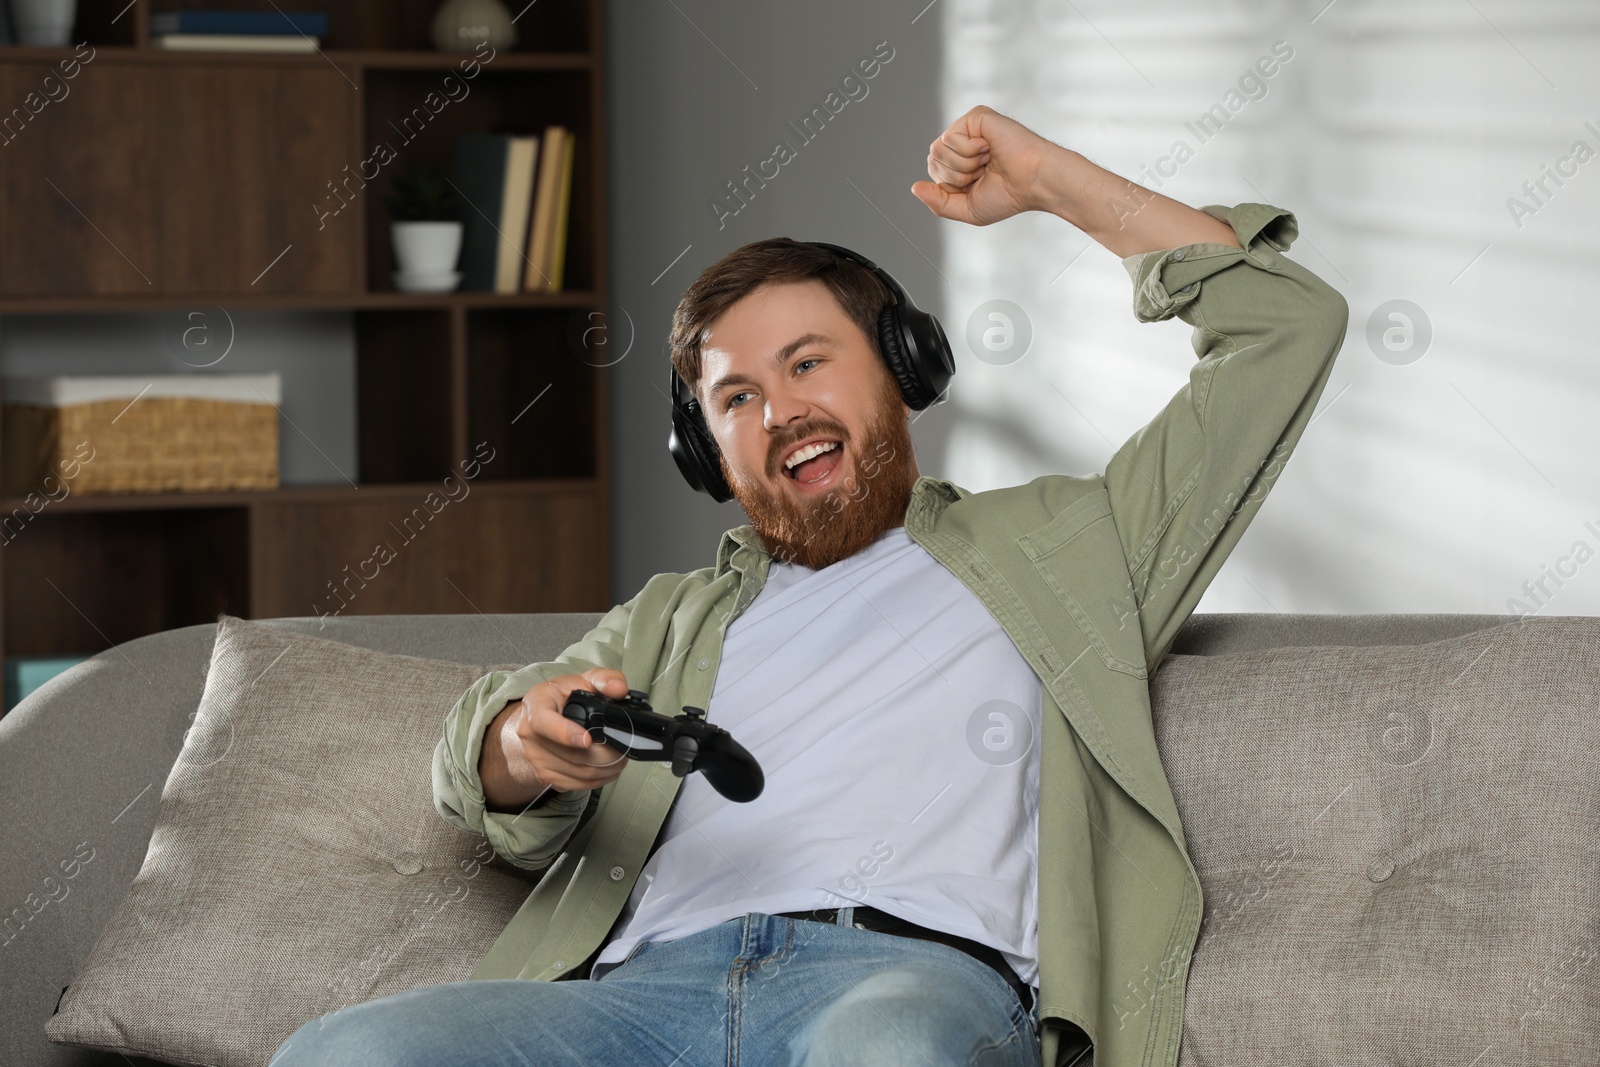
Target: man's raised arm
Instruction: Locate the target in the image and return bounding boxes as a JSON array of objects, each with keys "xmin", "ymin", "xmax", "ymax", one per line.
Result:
[
  {"xmin": 914, "ymin": 105, "xmax": 1350, "ymax": 671},
  {"xmin": 912, "ymin": 104, "xmax": 1239, "ymax": 255}
]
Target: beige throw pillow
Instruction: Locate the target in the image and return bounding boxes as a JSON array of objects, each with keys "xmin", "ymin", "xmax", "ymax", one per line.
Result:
[{"xmin": 45, "ymin": 616, "xmax": 533, "ymax": 1067}]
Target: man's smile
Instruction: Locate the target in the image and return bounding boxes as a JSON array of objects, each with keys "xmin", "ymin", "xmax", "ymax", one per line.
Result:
[
  {"xmin": 780, "ymin": 439, "xmax": 846, "ymax": 490},
  {"xmin": 777, "ymin": 441, "xmax": 851, "ymax": 495}
]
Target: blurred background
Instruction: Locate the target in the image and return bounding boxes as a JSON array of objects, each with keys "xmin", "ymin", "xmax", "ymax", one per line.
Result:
[{"xmin": 0, "ymin": 0, "xmax": 1595, "ymax": 709}]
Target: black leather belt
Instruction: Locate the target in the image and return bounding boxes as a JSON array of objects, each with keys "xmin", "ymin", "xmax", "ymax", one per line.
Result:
[{"xmin": 776, "ymin": 907, "xmax": 1033, "ymax": 1015}]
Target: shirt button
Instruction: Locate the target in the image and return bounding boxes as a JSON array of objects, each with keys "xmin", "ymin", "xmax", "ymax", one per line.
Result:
[
  {"xmin": 1172, "ymin": 249, "xmax": 1185, "ymax": 261},
  {"xmin": 552, "ymin": 959, "xmax": 567, "ymax": 970},
  {"xmin": 697, "ymin": 658, "xmax": 709, "ymax": 670},
  {"xmin": 610, "ymin": 866, "xmax": 626, "ymax": 881}
]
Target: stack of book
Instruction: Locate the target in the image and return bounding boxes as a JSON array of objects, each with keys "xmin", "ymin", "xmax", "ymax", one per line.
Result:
[
  {"xmin": 151, "ymin": 10, "xmax": 327, "ymax": 53},
  {"xmin": 453, "ymin": 127, "xmax": 578, "ymax": 294}
]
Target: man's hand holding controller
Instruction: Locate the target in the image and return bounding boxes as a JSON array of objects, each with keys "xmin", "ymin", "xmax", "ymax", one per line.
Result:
[{"xmin": 479, "ymin": 668, "xmax": 632, "ymax": 813}]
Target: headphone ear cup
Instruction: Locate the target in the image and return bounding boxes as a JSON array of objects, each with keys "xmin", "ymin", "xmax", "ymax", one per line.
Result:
[
  {"xmin": 905, "ymin": 308, "xmax": 955, "ymax": 407},
  {"xmin": 687, "ymin": 403, "xmax": 732, "ymax": 503},
  {"xmin": 668, "ymin": 373, "xmax": 733, "ymax": 502},
  {"xmin": 876, "ymin": 308, "xmax": 930, "ymax": 410}
]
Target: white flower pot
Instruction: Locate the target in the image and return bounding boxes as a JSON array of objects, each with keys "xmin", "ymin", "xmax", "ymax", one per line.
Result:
[
  {"xmin": 391, "ymin": 221, "xmax": 463, "ymax": 274},
  {"xmin": 10, "ymin": 0, "xmax": 77, "ymax": 46},
  {"xmin": 391, "ymin": 221, "xmax": 464, "ymax": 293}
]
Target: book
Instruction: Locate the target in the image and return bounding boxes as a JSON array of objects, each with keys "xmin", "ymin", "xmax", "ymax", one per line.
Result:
[
  {"xmin": 453, "ymin": 133, "xmax": 512, "ymax": 292},
  {"xmin": 494, "ymin": 136, "xmax": 540, "ymax": 294},
  {"xmin": 151, "ymin": 11, "xmax": 329, "ymax": 36},
  {"xmin": 154, "ymin": 34, "xmax": 320, "ymax": 53},
  {"xmin": 523, "ymin": 126, "xmax": 566, "ymax": 291},
  {"xmin": 546, "ymin": 132, "xmax": 577, "ymax": 292}
]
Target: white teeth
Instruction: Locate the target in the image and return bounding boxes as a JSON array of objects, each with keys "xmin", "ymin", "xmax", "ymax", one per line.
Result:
[{"xmin": 784, "ymin": 440, "xmax": 838, "ymax": 470}]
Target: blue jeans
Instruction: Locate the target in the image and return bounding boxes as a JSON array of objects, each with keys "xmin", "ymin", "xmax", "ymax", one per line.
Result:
[{"xmin": 271, "ymin": 908, "xmax": 1042, "ymax": 1066}]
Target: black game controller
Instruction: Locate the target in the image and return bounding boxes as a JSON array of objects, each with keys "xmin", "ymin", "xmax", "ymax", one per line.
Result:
[{"xmin": 562, "ymin": 688, "xmax": 765, "ymax": 802}]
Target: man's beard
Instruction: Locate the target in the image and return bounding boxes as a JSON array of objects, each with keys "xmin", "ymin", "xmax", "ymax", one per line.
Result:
[{"xmin": 720, "ymin": 378, "xmax": 917, "ymax": 571}]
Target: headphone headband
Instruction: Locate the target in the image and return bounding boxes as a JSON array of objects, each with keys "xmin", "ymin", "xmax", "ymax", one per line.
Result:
[{"xmin": 667, "ymin": 241, "xmax": 954, "ymax": 503}]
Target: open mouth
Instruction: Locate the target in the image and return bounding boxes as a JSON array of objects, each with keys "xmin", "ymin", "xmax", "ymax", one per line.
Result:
[{"xmin": 782, "ymin": 440, "xmax": 844, "ymax": 489}]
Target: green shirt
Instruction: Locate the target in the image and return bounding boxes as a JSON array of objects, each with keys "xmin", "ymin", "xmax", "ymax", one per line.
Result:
[{"xmin": 433, "ymin": 201, "xmax": 1350, "ymax": 1067}]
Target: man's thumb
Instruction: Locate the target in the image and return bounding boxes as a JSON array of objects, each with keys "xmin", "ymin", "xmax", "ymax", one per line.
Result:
[
  {"xmin": 585, "ymin": 667, "xmax": 626, "ymax": 692},
  {"xmin": 910, "ymin": 180, "xmax": 953, "ymax": 217}
]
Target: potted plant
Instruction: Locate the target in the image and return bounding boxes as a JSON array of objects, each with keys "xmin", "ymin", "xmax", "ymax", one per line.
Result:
[{"xmin": 384, "ymin": 162, "xmax": 463, "ymax": 293}]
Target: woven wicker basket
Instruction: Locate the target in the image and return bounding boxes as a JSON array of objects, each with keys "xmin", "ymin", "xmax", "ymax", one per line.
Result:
[{"xmin": 2, "ymin": 376, "xmax": 281, "ymax": 496}]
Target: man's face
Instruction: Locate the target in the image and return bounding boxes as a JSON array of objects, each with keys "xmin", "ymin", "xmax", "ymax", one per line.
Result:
[{"xmin": 696, "ymin": 279, "xmax": 921, "ymax": 571}]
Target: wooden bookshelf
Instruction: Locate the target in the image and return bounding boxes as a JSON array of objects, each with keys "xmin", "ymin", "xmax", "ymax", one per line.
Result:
[{"xmin": 0, "ymin": 0, "xmax": 611, "ymax": 668}]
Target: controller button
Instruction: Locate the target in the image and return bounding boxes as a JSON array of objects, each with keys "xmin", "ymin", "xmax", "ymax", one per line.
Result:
[{"xmin": 610, "ymin": 866, "xmax": 626, "ymax": 881}]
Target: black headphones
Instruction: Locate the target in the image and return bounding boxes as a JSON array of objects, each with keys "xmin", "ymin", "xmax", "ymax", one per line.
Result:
[{"xmin": 667, "ymin": 242, "xmax": 955, "ymax": 503}]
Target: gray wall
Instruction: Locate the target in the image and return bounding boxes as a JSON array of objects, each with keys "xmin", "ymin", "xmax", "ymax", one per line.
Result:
[{"xmin": 605, "ymin": 1, "xmax": 947, "ymax": 601}]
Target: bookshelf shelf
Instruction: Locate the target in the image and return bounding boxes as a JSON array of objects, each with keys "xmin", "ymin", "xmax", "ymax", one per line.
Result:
[
  {"xmin": 0, "ymin": 44, "xmax": 596, "ymax": 71},
  {"xmin": 0, "ymin": 290, "xmax": 601, "ymax": 314},
  {"xmin": 355, "ymin": 50, "xmax": 595, "ymax": 71},
  {"xmin": 0, "ymin": 477, "xmax": 604, "ymax": 515},
  {"xmin": 0, "ymin": 0, "xmax": 611, "ymax": 669}
]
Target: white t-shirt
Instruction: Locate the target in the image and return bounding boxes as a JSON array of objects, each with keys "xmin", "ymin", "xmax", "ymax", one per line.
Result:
[{"xmin": 593, "ymin": 525, "xmax": 1043, "ymax": 988}]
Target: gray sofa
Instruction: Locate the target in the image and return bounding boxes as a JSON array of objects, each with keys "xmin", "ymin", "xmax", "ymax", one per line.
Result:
[{"xmin": 5, "ymin": 610, "xmax": 1596, "ymax": 1066}]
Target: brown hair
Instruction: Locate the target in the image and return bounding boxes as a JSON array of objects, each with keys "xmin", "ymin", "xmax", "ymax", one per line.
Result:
[{"xmin": 669, "ymin": 238, "xmax": 892, "ymax": 405}]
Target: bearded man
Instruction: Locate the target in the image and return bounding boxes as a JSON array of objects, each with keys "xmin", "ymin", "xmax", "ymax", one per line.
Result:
[{"xmin": 275, "ymin": 104, "xmax": 1349, "ymax": 1067}]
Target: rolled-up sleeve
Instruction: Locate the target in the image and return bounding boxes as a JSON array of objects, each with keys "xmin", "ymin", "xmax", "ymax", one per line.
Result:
[
  {"xmin": 431, "ymin": 598, "xmax": 635, "ymax": 871},
  {"xmin": 1108, "ymin": 202, "xmax": 1350, "ymax": 671}
]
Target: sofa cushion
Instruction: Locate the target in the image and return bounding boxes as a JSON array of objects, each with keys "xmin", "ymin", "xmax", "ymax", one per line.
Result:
[
  {"xmin": 45, "ymin": 615, "xmax": 532, "ymax": 1067},
  {"xmin": 1151, "ymin": 615, "xmax": 1600, "ymax": 1064}
]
